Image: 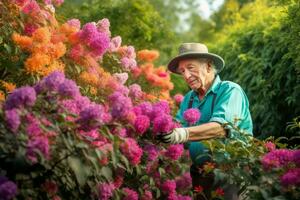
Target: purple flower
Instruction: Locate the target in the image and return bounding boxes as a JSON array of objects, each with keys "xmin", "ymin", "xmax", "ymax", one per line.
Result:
[
  {"xmin": 161, "ymin": 180, "xmax": 176, "ymax": 194},
  {"xmin": 58, "ymin": 79, "xmax": 80, "ymax": 98},
  {"xmin": 176, "ymin": 172, "xmax": 192, "ymax": 190},
  {"xmin": 108, "ymin": 36, "xmax": 121, "ymax": 52},
  {"xmin": 134, "ymin": 115, "xmax": 150, "ymax": 135},
  {"xmin": 26, "ymin": 136, "xmax": 50, "ymax": 163},
  {"xmin": 98, "ymin": 182, "xmax": 115, "ymax": 200},
  {"xmin": 183, "ymin": 108, "xmax": 201, "ymax": 125},
  {"xmin": 165, "ymin": 144, "xmax": 184, "ymax": 160},
  {"xmin": 77, "ymin": 104, "xmax": 104, "ymax": 131},
  {"xmin": 79, "ymin": 22, "xmax": 98, "ymax": 44},
  {"xmin": 144, "ymin": 144, "xmax": 159, "ymax": 161},
  {"xmin": 5, "ymin": 109, "xmax": 20, "ymax": 133},
  {"xmin": 67, "ymin": 19, "xmax": 81, "ymax": 30},
  {"xmin": 280, "ymin": 168, "xmax": 300, "ymax": 186},
  {"xmin": 0, "ymin": 177, "xmax": 18, "ymax": 200},
  {"xmin": 5, "ymin": 86, "xmax": 36, "ymax": 110},
  {"xmin": 109, "ymin": 92, "xmax": 133, "ymax": 119},
  {"xmin": 151, "ymin": 101, "xmax": 170, "ymax": 119},
  {"xmin": 138, "ymin": 102, "xmax": 153, "ymax": 117},
  {"xmin": 152, "ymin": 114, "xmax": 173, "ymax": 134},
  {"xmin": 123, "ymin": 188, "xmax": 138, "ymax": 200},
  {"xmin": 293, "ymin": 150, "xmax": 300, "ymax": 167},
  {"xmin": 261, "ymin": 149, "xmax": 294, "ymax": 170},
  {"xmin": 129, "ymin": 84, "xmax": 142, "ymax": 99},
  {"xmin": 44, "ymin": 71, "xmax": 65, "ymax": 91}
]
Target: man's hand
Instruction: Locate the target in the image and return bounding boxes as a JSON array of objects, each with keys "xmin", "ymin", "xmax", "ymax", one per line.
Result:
[{"xmin": 157, "ymin": 128, "xmax": 189, "ymax": 144}]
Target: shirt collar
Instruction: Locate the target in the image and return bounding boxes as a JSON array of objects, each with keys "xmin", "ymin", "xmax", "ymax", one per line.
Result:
[{"xmin": 192, "ymin": 75, "xmax": 221, "ymax": 97}]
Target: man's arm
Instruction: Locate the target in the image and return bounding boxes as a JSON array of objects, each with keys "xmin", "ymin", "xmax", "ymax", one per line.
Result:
[{"xmin": 186, "ymin": 122, "xmax": 227, "ymax": 141}]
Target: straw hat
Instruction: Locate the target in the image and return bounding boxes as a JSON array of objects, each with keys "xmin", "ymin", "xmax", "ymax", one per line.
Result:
[{"xmin": 167, "ymin": 43, "xmax": 225, "ymax": 74}]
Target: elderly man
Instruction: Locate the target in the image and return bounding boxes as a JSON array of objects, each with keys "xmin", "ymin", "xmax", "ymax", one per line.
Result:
[{"xmin": 160, "ymin": 43, "xmax": 253, "ymax": 200}]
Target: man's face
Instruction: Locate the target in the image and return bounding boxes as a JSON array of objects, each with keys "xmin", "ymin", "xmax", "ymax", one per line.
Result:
[{"xmin": 177, "ymin": 58, "xmax": 210, "ymax": 91}]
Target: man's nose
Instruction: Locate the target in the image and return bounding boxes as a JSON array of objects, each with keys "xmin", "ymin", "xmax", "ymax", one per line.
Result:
[{"xmin": 183, "ymin": 70, "xmax": 191, "ymax": 79}]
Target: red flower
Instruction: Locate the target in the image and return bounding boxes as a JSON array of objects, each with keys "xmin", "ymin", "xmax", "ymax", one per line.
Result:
[
  {"xmin": 194, "ymin": 185, "xmax": 203, "ymax": 193},
  {"xmin": 215, "ymin": 187, "xmax": 225, "ymax": 196}
]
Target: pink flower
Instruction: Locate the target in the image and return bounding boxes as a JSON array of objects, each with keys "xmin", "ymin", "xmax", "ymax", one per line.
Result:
[
  {"xmin": 96, "ymin": 18, "xmax": 110, "ymax": 35},
  {"xmin": 161, "ymin": 180, "xmax": 176, "ymax": 195},
  {"xmin": 174, "ymin": 94, "xmax": 184, "ymax": 105},
  {"xmin": 137, "ymin": 102, "xmax": 153, "ymax": 117},
  {"xmin": 165, "ymin": 144, "xmax": 184, "ymax": 160},
  {"xmin": 120, "ymin": 138, "xmax": 143, "ymax": 165},
  {"xmin": 113, "ymin": 73, "xmax": 128, "ymax": 85},
  {"xmin": 43, "ymin": 180, "xmax": 58, "ymax": 195},
  {"xmin": 98, "ymin": 182, "xmax": 115, "ymax": 200},
  {"xmin": 89, "ymin": 32, "xmax": 110, "ymax": 57},
  {"xmin": 120, "ymin": 57, "xmax": 137, "ymax": 71},
  {"xmin": 22, "ymin": 0, "xmax": 40, "ymax": 14},
  {"xmin": 125, "ymin": 46, "xmax": 136, "ymax": 59},
  {"xmin": 183, "ymin": 108, "xmax": 201, "ymax": 125},
  {"xmin": 53, "ymin": 0, "xmax": 64, "ymax": 6},
  {"xmin": 67, "ymin": 19, "xmax": 81, "ymax": 30},
  {"xmin": 129, "ymin": 84, "xmax": 142, "ymax": 99},
  {"xmin": 141, "ymin": 190, "xmax": 152, "ymax": 200},
  {"xmin": 134, "ymin": 115, "xmax": 150, "ymax": 135},
  {"xmin": 123, "ymin": 188, "xmax": 138, "ymax": 200},
  {"xmin": 24, "ymin": 23, "xmax": 37, "ymax": 36},
  {"xmin": 144, "ymin": 144, "xmax": 159, "ymax": 161},
  {"xmin": 152, "ymin": 114, "xmax": 173, "ymax": 134},
  {"xmin": 151, "ymin": 101, "xmax": 170, "ymax": 119},
  {"xmin": 108, "ymin": 36, "xmax": 122, "ymax": 52},
  {"xmin": 264, "ymin": 141, "xmax": 276, "ymax": 152}
]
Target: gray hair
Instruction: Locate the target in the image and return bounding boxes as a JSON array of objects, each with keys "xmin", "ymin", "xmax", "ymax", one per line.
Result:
[{"xmin": 197, "ymin": 58, "xmax": 217, "ymax": 75}]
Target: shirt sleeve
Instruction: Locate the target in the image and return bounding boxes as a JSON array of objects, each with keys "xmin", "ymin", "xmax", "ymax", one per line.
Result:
[{"xmin": 209, "ymin": 86, "xmax": 251, "ymax": 139}]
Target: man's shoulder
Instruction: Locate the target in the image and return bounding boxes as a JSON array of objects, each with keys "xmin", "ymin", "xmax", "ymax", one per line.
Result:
[{"xmin": 219, "ymin": 80, "xmax": 243, "ymax": 92}]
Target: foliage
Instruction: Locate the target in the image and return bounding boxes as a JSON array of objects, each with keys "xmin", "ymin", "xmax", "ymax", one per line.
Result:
[{"xmin": 208, "ymin": 0, "xmax": 300, "ymax": 137}]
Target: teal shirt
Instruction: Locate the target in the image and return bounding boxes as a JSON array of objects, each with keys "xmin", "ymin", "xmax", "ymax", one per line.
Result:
[{"xmin": 176, "ymin": 75, "xmax": 253, "ymax": 165}]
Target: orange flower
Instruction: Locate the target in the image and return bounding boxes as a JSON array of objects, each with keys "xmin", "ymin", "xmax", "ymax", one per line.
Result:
[
  {"xmin": 48, "ymin": 42, "xmax": 66, "ymax": 59},
  {"xmin": 203, "ymin": 162, "xmax": 216, "ymax": 174},
  {"xmin": 137, "ymin": 49, "xmax": 159, "ymax": 62},
  {"xmin": 25, "ymin": 53, "xmax": 51, "ymax": 74},
  {"xmin": 12, "ymin": 33, "xmax": 33, "ymax": 50},
  {"xmin": 90, "ymin": 87, "xmax": 97, "ymax": 95},
  {"xmin": 1, "ymin": 81, "xmax": 16, "ymax": 92},
  {"xmin": 32, "ymin": 27, "xmax": 51, "ymax": 44},
  {"xmin": 0, "ymin": 91, "xmax": 5, "ymax": 101},
  {"xmin": 79, "ymin": 71, "xmax": 98, "ymax": 86},
  {"xmin": 42, "ymin": 60, "xmax": 65, "ymax": 76}
]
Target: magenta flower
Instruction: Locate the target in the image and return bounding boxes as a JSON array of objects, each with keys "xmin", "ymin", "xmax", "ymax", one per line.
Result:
[
  {"xmin": 141, "ymin": 190, "xmax": 152, "ymax": 200},
  {"xmin": 261, "ymin": 149, "xmax": 294, "ymax": 170},
  {"xmin": 5, "ymin": 109, "xmax": 20, "ymax": 133},
  {"xmin": 123, "ymin": 188, "xmax": 138, "ymax": 200},
  {"xmin": 58, "ymin": 79, "xmax": 80, "ymax": 98},
  {"xmin": 15, "ymin": 0, "xmax": 29, "ymax": 7},
  {"xmin": 25, "ymin": 114, "xmax": 42, "ymax": 137},
  {"xmin": 151, "ymin": 101, "xmax": 170, "ymax": 119},
  {"xmin": 0, "ymin": 176, "xmax": 18, "ymax": 200},
  {"xmin": 280, "ymin": 168, "xmax": 300, "ymax": 186},
  {"xmin": 177, "ymin": 195, "xmax": 192, "ymax": 200},
  {"xmin": 24, "ymin": 23, "xmax": 37, "ymax": 36},
  {"xmin": 79, "ymin": 22, "xmax": 98, "ymax": 44},
  {"xmin": 161, "ymin": 180, "xmax": 176, "ymax": 194},
  {"xmin": 144, "ymin": 144, "xmax": 159, "ymax": 161},
  {"xmin": 183, "ymin": 108, "xmax": 201, "ymax": 125},
  {"xmin": 137, "ymin": 102, "xmax": 153, "ymax": 117},
  {"xmin": 5, "ymin": 86, "xmax": 36, "ymax": 110},
  {"xmin": 120, "ymin": 138, "xmax": 143, "ymax": 166},
  {"xmin": 174, "ymin": 94, "xmax": 184, "ymax": 105},
  {"xmin": 98, "ymin": 182, "xmax": 115, "ymax": 200},
  {"xmin": 26, "ymin": 136, "xmax": 50, "ymax": 163},
  {"xmin": 134, "ymin": 115, "xmax": 150, "ymax": 135},
  {"xmin": 96, "ymin": 18, "xmax": 110, "ymax": 35},
  {"xmin": 165, "ymin": 144, "xmax": 184, "ymax": 160},
  {"xmin": 293, "ymin": 150, "xmax": 300, "ymax": 167},
  {"xmin": 152, "ymin": 114, "xmax": 173, "ymax": 134},
  {"xmin": 89, "ymin": 32, "xmax": 110, "ymax": 57}
]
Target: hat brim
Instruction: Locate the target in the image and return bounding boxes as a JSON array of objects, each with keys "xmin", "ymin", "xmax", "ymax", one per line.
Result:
[{"xmin": 167, "ymin": 53, "xmax": 225, "ymax": 74}]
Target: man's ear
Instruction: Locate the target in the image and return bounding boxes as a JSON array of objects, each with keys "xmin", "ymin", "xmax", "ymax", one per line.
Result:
[{"xmin": 206, "ymin": 61, "xmax": 212, "ymax": 72}]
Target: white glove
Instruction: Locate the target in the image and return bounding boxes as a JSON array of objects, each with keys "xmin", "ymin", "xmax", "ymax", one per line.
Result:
[{"xmin": 160, "ymin": 128, "xmax": 189, "ymax": 144}]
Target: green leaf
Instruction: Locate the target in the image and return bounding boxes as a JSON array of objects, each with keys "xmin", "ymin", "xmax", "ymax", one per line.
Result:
[
  {"xmin": 68, "ymin": 157, "xmax": 88, "ymax": 186},
  {"xmin": 101, "ymin": 166, "xmax": 113, "ymax": 181}
]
